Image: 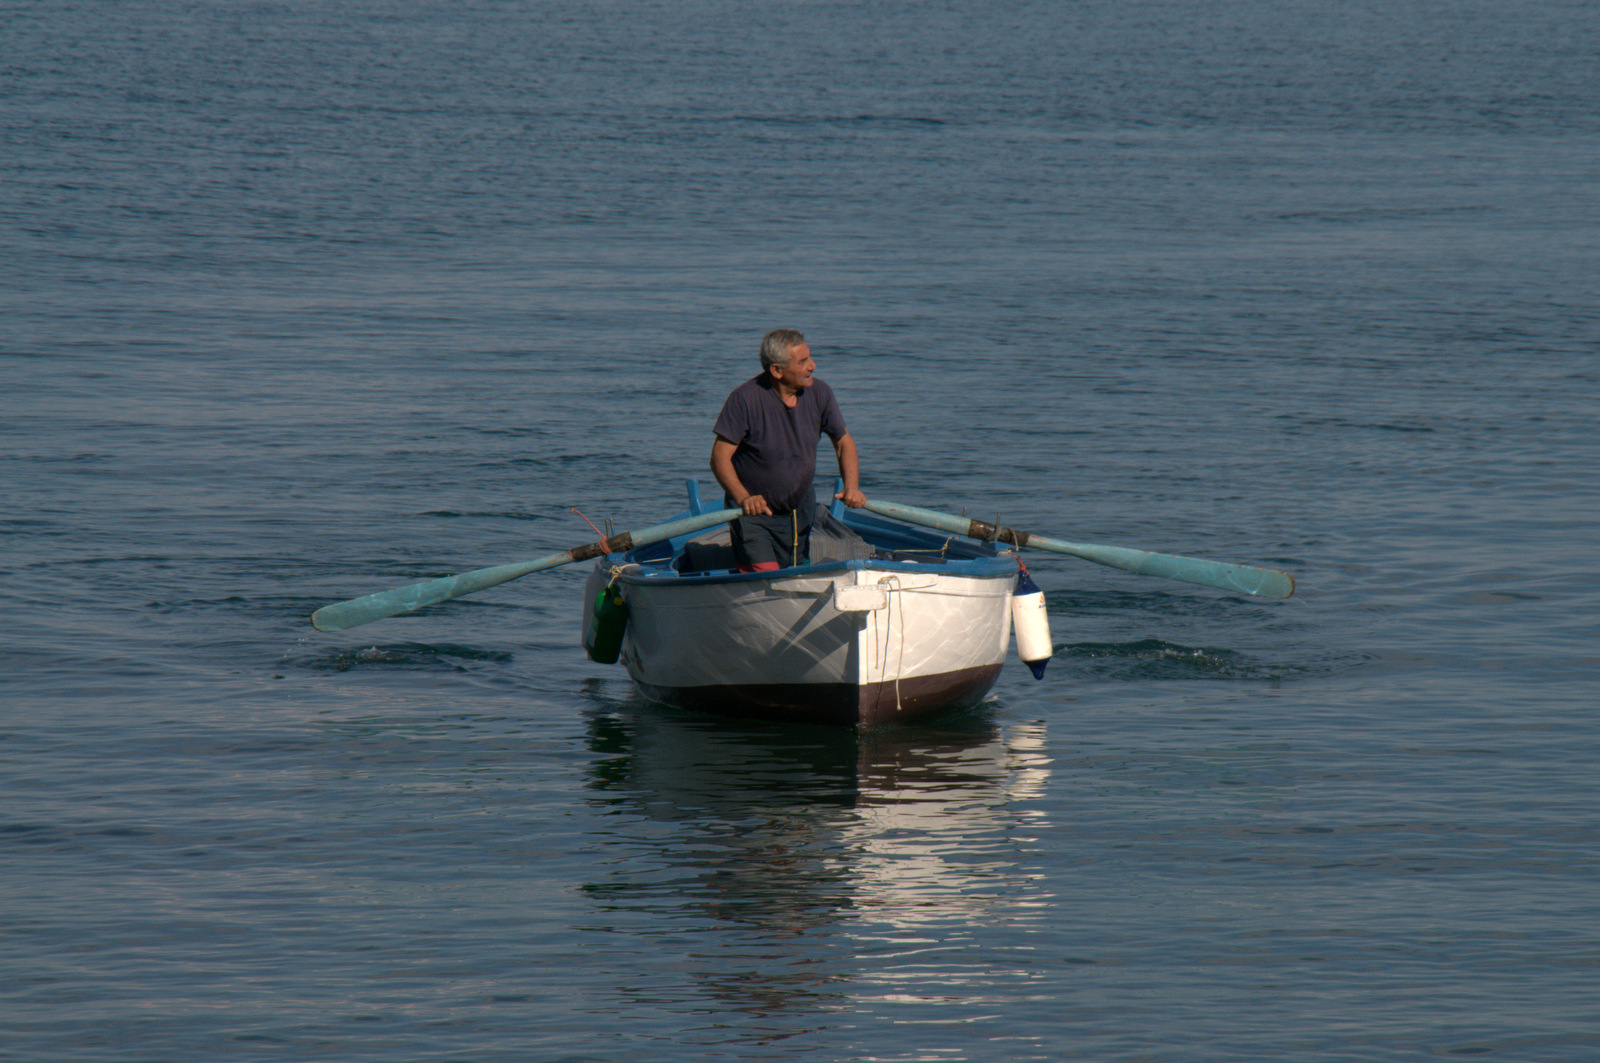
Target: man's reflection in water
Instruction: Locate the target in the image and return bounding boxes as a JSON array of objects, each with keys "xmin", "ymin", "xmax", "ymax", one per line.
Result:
[{"xmin": 579, "ymin": 688, "xmax": 1053, "ymax": 1021}]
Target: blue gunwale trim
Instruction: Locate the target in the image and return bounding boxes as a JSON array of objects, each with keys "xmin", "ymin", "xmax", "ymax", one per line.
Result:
[{"xmin": 612, "ymin": 553, "xmax": 1019, "ymax": 586}]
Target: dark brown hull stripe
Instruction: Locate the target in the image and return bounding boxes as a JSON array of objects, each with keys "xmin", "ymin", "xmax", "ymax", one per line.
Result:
[{"xmin": 629, "ymin": 664, "xmax": 1003, "ymax": 728}]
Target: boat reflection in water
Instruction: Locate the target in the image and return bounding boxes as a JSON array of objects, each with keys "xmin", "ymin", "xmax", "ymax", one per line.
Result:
[{"xmin": 580, "ymin": 689, "xmax": 1053, "ymax": 1023}]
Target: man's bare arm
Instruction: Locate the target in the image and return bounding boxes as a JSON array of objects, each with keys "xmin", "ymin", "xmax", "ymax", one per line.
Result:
[{"xmin": 832, "ymin": 433, "xmax": 866, "ymax": 508}]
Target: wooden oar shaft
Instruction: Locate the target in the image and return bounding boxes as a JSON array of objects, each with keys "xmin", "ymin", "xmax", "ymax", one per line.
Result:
[
  {"xmin": 866, "ymin": 499, "xmax": 1294, "ymax": 599},
  {"xmin": 310, "ymin": 507, "xmax": 741, "ymax": 632}
]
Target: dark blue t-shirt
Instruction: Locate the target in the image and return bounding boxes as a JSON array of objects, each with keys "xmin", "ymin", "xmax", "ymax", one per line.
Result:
[{"xmin": 713, "ymin": 375, "xmax": 848, "ymax": 514}]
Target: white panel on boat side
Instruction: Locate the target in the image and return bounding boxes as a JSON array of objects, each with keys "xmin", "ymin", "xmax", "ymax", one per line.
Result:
[
  {"xmin": 860, "ymin": 574, "xmax": 1012, "ymax": 686},
  {"xmin": 834, "ymin": 583, "xmax": 889, "ymax": 612}
]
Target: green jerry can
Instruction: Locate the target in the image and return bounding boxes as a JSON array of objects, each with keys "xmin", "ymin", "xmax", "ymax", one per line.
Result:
[{"xmin": 583, "ymin": 581, "xmax": 629, "ymax": 664}]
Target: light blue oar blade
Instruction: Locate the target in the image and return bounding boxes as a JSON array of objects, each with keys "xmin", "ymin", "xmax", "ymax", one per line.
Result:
[
  {"xmin": 310, "ymin": 507, "xmax": 740, "ymax": 632},
  {"xmin": 310, "ymin": 553, "xmax": 573, "ymax": 632},
  {"xmin": 1023, "ymin": 532, "xmax": 1296, "ymax": 598},
  {"xmin": 865, "ymin": 500, "xmax": 1294, "ymax": 599}
]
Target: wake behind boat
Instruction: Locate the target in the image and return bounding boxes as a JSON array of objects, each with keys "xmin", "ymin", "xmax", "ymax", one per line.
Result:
[{"xmin": 582, "ymin": 480, "xmax": 1041, "ymax": 727}]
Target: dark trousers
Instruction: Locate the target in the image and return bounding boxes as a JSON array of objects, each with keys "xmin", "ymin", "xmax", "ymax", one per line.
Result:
[{"xmin": 728, "ymin": 494, "xmax": 816, "ymax": 570}]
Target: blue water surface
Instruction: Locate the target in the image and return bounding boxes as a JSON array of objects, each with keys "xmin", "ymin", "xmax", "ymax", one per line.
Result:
[{"xmin": 3, "ymin": 1, "xmax": 1597, "ymax": 1060}]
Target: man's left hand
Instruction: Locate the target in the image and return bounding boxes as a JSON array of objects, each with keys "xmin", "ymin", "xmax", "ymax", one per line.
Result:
[{"xmin": 835, "ymin": 488, "xmax": 867, "ymax": 508}]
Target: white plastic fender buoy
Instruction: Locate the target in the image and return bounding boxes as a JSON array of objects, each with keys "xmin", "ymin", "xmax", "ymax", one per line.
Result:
[{"xmin": 1012, "ymin": 567, "xmax": 1052, "ymax": 680}]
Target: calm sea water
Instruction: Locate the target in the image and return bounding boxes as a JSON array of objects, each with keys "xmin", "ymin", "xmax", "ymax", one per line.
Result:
[{"xmin": 4, "ymin": 1, "xmax": 1597, "ymax": 1059}]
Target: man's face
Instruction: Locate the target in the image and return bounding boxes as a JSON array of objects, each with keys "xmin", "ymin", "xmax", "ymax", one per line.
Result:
[{"xmin": 771, "ymin": 342, "xmax": 816, "ymax": 391}]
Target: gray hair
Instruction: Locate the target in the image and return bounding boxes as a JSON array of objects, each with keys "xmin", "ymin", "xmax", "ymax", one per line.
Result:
[{"xmin": 759, "ymin": 328, "xmax": 806, "ymax": 372}]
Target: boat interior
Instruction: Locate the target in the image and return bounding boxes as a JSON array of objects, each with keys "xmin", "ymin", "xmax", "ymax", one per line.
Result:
[{"xmin": 623, "ymin": 479, "xmax": 1009, "ymax": 577}]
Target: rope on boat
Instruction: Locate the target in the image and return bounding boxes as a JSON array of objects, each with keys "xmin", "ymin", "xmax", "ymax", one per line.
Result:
[
  {"xmin": 571, "ymin": 507, "xmax": 612, "ymax": 554},
  {"xmin": 573, "ymin": 509, "xmax": 643, "ymax": 591},
  {"xmin": 873, "ymin": 574, "xmax": 907, "ymax": 720}
]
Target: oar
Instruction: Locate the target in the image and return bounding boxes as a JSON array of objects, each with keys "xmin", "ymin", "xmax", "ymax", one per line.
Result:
[
  {"xmin": 865, "ymin": 500, "xmax": 1294, "ymax": 599},
  {"xmin": 310, "ymin": 507, "xmax": 741, "ymax": 632}
]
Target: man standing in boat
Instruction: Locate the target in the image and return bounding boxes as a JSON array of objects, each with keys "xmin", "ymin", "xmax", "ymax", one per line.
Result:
[{"xmin": 710, "ymin": 328, "xmax": 867, "ymax": 572}]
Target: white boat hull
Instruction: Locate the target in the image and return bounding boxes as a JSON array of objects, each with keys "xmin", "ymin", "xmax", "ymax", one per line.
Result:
[{"xmin": 592, "ymin": 562, "xmax": 1016, "ymax": 727}]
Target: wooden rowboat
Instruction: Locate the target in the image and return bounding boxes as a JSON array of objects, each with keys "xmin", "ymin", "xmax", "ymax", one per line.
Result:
[
  {"xmin": 312, "ymin": 481, "xmax": 1287, "ymax": 719},
  {"xmin": 582, "ymin": 480, "xmax": 1027, "ymax": 728}
]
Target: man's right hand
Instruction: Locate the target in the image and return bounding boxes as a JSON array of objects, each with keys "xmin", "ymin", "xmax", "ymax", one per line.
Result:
[{"xmin": 739, "ymin": 495, "xmax": 773, "ymax": 516}]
